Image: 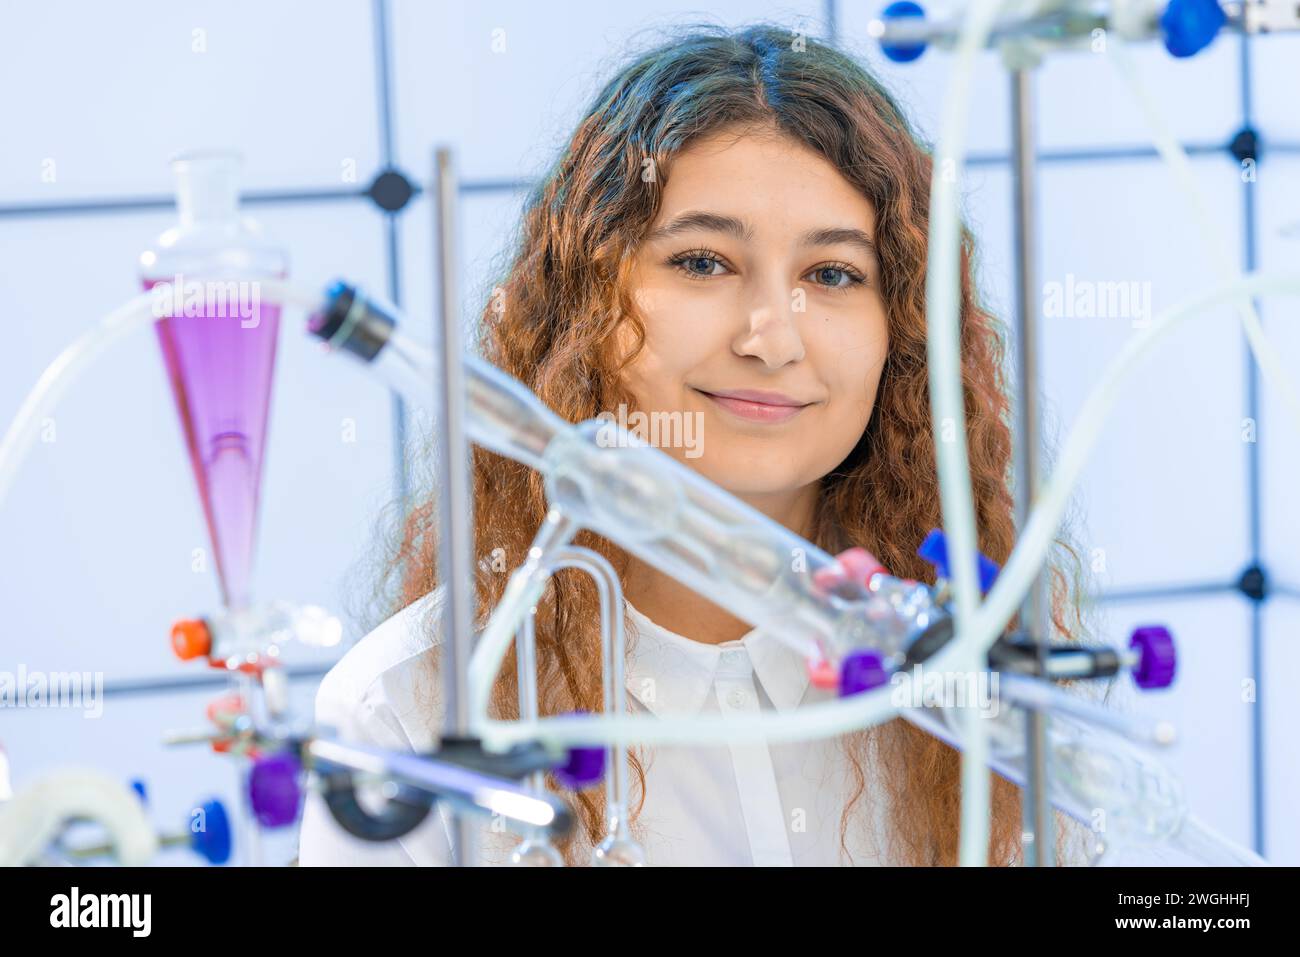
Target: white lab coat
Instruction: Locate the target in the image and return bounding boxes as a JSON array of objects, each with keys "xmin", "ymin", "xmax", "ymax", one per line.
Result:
[{"xmin": 296, "ymin": 585, "xmax": 900, "ymax": 866}]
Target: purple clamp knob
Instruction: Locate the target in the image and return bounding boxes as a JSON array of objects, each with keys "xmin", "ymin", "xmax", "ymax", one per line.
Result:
[
  {"xmin": 1129, "ymin": 625, "xmax": 1176, "ymax": 690},
  {"xmin": 248, "ymin": 752, "xmax": 303, "ymax": 829},
  {"xmin": 840, "ymin": 649, "xmax": 889, "ymax": 697},
  {"xmin": 554, "ymin": 710, "xmax": 606, "ymax": 790}
]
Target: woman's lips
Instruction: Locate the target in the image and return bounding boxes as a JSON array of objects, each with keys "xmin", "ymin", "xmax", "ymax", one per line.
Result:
[{"xmin": 697, "ymin": 389, "xmax": 812, "ymax": 423}]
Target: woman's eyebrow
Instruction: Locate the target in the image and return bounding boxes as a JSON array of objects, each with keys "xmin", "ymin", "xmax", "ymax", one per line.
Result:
[
  {"xmin": 646, "ymin": 212, "xmax": 876, "ymax": 258},
  {"xmin": 645, "ymin": 210, "xmax": 753, "ymax": 243},
  {"xmin": 800, "ymin": 227, "xmax": 878, "ymax": 258}
]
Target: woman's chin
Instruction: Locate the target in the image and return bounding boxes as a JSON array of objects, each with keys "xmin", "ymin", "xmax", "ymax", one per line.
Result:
[{"xmin": 687, "ymin": 461, "xmax": 805, "ymax": 501}]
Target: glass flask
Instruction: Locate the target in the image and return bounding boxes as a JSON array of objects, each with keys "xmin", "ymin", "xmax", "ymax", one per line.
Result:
[{"xmin": 140, "ymin": 150, "xmax": 289, "ymax": 610}]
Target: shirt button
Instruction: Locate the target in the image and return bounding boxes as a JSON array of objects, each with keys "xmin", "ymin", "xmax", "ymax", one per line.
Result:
[{"xmin": 726, "ymin": 688, "xmax": 748, "ymax": 709}]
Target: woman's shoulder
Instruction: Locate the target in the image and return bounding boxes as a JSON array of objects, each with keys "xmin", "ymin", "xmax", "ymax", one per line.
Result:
[{"xmin": 313, "ymin": 585, "xmax": 448, "ymax": 751}]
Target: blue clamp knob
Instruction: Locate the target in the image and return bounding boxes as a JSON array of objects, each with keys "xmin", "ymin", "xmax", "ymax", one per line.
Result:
[
  {"xmin": 1160, "ymin": 0, "xmax": 1225, "ymax": 59},
  {"xmin": 879, "ymin": 1, "xmax": 928, "ymax": 63},
  {"xmin": 190, "ymin": 798, "xmax": 233, "ymax": 865},
  {"xmin": 917, "ymin": 528, "xmax": 999, "ymax": 593}
]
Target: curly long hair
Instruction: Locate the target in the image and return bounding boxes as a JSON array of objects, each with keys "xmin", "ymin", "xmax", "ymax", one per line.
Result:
[{"xmin": 375, "ymin": 22, "xmax": 1089, "ymax": 866}]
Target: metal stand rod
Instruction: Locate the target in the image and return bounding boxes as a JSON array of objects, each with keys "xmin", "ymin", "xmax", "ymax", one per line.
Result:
[
  {"xmin": 307, "ymin": 738, "xmax": 572, "ymax": 834},
  {"xmin": 433, "ymin": 146, "xmax": 478, "ymax": 866},
  {"xmin": 1010, "ymin": 68, "xmax": 1055, "ymax": 867}
]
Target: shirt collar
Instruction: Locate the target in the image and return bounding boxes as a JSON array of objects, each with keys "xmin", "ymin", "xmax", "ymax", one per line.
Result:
[{"xmin": 623, "ymin": 600, "xmax": 811, "ymax": 716}]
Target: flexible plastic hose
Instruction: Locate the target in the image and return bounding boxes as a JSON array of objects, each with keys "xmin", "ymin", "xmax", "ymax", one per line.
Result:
[{"xmin": 925, "ymin": 0, "xmax": 1006, "ymax": 867}]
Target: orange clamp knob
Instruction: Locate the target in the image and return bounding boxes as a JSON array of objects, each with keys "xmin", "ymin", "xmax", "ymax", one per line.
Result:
[{"xmin": 171, "ymin": 618, "xmax": 212, "ymax": 661}]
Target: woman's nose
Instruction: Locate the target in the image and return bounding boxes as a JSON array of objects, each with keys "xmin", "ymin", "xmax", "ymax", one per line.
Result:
[{"xmin": 732, "ymin": 278, "xmax": 806, "ymax": 368}]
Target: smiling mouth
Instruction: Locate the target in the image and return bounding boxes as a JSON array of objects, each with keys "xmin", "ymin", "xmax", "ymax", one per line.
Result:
[{"xmin": 693, "ymin": 388, "xmax": 813, "ymax": 423}]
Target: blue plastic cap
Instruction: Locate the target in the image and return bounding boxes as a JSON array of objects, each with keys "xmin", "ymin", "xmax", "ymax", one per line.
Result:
[
  {"xmin": 325, "ymin": 279, "xmax": 350, "ymax": 303},
  {"xmin": 129, "ymin": 778, "xmax": 148, "ymax": 805},
  {"xmin": 191, "ymin": 798, "xmax": 233, "ymax": 865},
  {"xmin": 879, "ymin": 1, "xmax": 927, "ymax": 63},
  {"xmin": 1160, "ymin": 0, "xmax": 1225, "ymax": 59},
  {"xmin": 917, "ymin": 528, "xmax": 999, "ymax": 593}
]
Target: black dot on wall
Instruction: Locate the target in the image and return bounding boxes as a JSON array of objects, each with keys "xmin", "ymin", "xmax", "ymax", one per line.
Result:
[{"xmin": 367, "ymin": 168, "xmax": 416, "ymax": 213}]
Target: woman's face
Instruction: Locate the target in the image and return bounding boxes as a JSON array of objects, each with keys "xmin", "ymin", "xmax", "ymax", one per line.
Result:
[{"xmin": 615, "ymin": 126, "xmax": 890, "ymax": 506}]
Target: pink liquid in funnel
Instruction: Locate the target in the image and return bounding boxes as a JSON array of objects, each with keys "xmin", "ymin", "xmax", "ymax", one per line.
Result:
[{"xmin": 148, "ymin": 279, "xmax": 280, "ymax": 610}]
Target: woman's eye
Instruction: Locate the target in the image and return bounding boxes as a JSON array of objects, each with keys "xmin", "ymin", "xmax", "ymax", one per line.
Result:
[
  {"xmin": 671, "ymin": 253, "xmax": 727, "ymax": 279},
  {"xmin": 807, "ymin": 265, "xmax": 865, "ymax": 289},
  {"xmin": 668, "ymin": 252, "xmax": 865, "ymax": 288}
]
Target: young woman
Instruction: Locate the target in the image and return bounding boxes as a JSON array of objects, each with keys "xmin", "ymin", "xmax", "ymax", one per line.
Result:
[{"xmin": 297, "ymin": 23, "xmax": 1085, "ymax": 867}]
